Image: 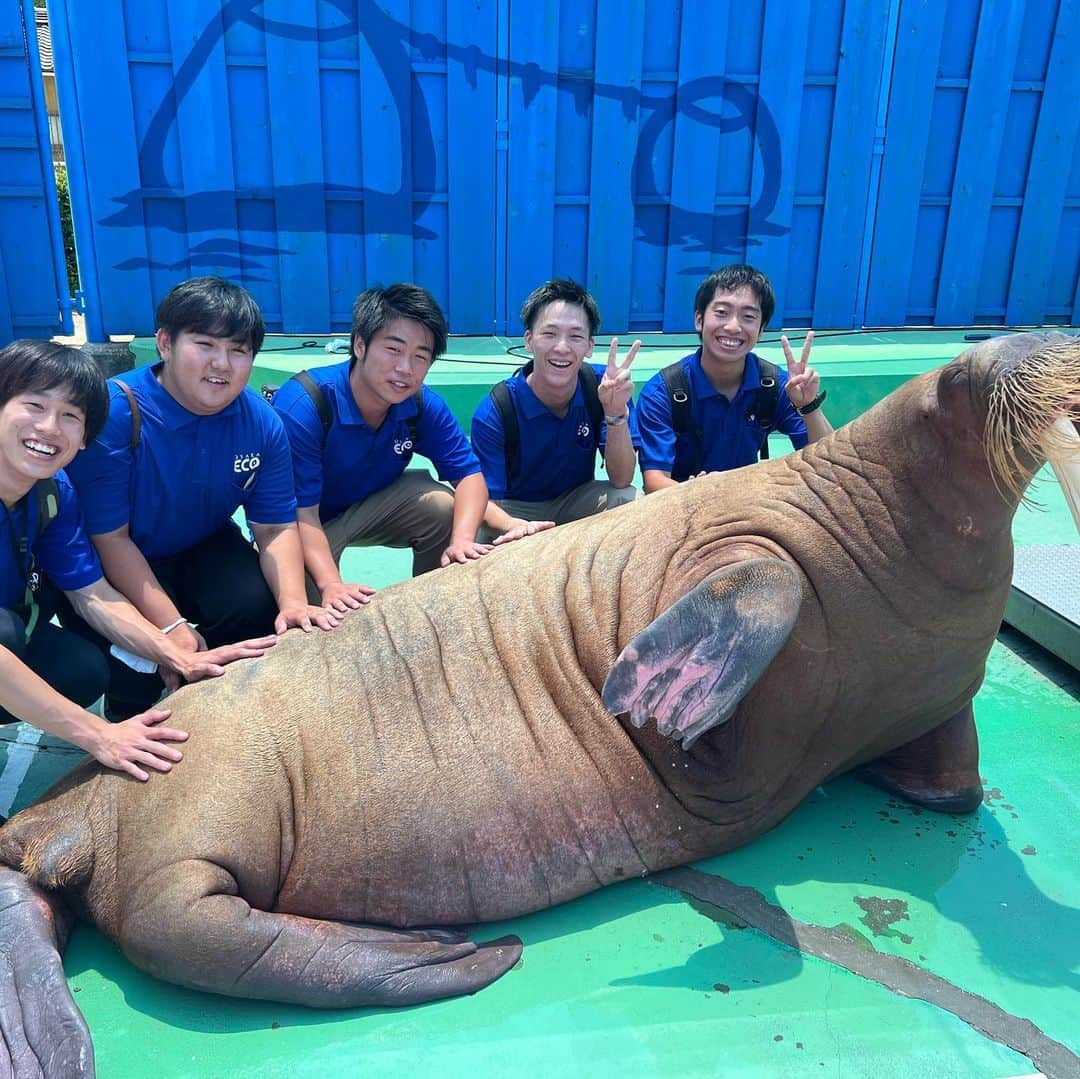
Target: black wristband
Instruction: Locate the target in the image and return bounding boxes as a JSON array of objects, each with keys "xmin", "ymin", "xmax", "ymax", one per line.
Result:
[{"xmin": 797, "ymin": 390, "xmax": 826, "ymax": 416}]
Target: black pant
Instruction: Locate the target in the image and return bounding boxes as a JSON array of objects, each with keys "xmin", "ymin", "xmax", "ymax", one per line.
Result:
[
  {"xmin": 0, "ymin": 591, "xmax": 110, "ymax": 725},
  {"xmin": 57, "ymin": 523, "xmax": 278, "ymax": 720}
]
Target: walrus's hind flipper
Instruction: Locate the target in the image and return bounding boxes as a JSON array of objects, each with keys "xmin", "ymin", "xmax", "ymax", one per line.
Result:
[
  {"xmin": 0, "ymin": 867, "xmax": 93, "ymax": 1078},
  {"xmin": 857, "ymin": 703, "xmax": 983, "ymax": 814},
  {"xmin": 119, "ymin": 862, "xmax": 521, "ymax": 1009},
  {"xmin": 603, "ymin": 558, "xmax": 802, "ymax": 748}
]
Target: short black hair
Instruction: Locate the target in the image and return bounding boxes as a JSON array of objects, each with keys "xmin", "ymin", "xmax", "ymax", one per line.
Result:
[
  {"xmin": 155, "ymin": 276, "xmax": 265, "ymax": 355},
  {"xmin": 0, "ymin": 339, "xmax": 109, "ymax": 442},
  {"xmin": 520, "ymin": 279, "xmax": 600, "ymax": 337},
  {"xmin": 350, "ymin": 283, "xmax": 449, "ymax": 368},
  {"xmin": 694, "ymin": 264, "xmax": 776, "ymax": 329}
]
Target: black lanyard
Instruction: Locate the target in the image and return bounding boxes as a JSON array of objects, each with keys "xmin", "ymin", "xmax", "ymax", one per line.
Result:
[{"xmin": 2, "ymin": 495, "xmax": 40, "ymax": 640}]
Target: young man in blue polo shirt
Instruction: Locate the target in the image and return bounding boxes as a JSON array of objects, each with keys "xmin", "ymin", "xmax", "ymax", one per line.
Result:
[
  {"xmin": 274, "ymin": 283, "xmax": 527, "ymax": 613},
  {"xmin": 637, "ymin": 264, "xmax": 832, "ymax": 490},
  {"xmin": 471, "ymin": 279, "xmax": 641, "ymax": 529},
  {"xmin": 65, "ymin": 277, "xmax": 333, "ymax": 720},
  {"xmin": 0, "ymin": 340, "xmax": 273, "ymax": 784}
]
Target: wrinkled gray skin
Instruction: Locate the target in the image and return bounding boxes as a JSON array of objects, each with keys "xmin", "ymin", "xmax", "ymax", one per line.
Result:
[{"xmin": 0, "ymin": 332, "xmax": 1076, "ymax": 1077}]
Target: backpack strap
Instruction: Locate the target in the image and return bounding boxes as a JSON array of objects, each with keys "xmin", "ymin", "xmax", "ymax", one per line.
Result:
[
  {"xmin": 660, "ymin": 360, "xmax": 702, "ymax": 476},
  {"xmin": 745, "ymin": 358, "xmax": 781, "ymax": 461},
  {"xmin": 576, "ymin": 363, "xmax": 605, "ymax": 446},
  {"xmin": 660, "ymin": 361, "xmax": 692, "ymax": 434},
  {"xmin": 32, "ymin": 478, "xmax": 59, "ymax": 541},
  {"xmin": 489, "ymin": 379, "xmax": 520, "ymax": 489},
  {"xmin": 293, "ymin": 370, "xmax": 333, "ymax": 440},
  {"xmin": 405, "ymin": 388, "xmax": 424, "ymax": 445},
  {"xmin": 115, "ymin": 380, "xmax": 141, "ymax": 451},
  {"xmin": 11, "ymin": 477, "xmax": 61, "ymax": 641}
]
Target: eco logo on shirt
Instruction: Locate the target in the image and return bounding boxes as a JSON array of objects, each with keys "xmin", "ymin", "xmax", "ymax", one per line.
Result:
[
  {"xmin": 576, "ymin": 422, "xmax": 592, "ymax": 447},
  {"xmin": 233, "ymin": 452, "xmax": 262, "ymax": 473},
  {"xmin": 393, "ymin": 437, "xmax": 414, "ymax": 456}
]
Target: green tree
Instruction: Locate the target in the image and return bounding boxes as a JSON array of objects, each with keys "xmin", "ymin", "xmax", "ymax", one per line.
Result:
[{"xmin": 54, "ymin": 165, "xmax": 80, "ymax": 294}]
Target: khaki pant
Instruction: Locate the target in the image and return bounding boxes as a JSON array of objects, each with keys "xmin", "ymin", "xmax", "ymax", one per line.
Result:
[
  {"xmin": 315, "ymin": 471, "xmax": 455, "ymax": 597},
  {"xmin": 479, "ymin": 480, "xmax": 638, "ymax": 542}
]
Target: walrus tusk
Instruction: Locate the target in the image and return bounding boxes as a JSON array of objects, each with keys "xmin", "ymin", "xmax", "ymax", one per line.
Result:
[{"xmin": 1043, "ymin": 415, "xmax": 1080, "ymax": 534}]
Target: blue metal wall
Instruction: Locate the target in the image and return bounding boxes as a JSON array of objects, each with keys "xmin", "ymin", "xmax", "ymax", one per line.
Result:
[
  {"xmin": 504, "ymin": 0, "xmax": 893, "ymax": 332},
  {"xmin": 46, "ymin": 0, "xmax": 499, "ymax": 338},
  {"xmin": 44, "ymin": 0, "xmax": 1079, "ymax": 337},
  {"xmin": 0, "ymin": 0, "xmax": 72, "ymax": 344},
  {"xmin": 865, "ymin": 0, "xmax": 1080, "ymax": 326}
]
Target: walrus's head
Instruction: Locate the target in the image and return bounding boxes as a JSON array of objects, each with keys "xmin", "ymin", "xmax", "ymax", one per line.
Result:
[{"xmin": 946, "ymin": 332, "xmax": 1080, "ymax": 525}]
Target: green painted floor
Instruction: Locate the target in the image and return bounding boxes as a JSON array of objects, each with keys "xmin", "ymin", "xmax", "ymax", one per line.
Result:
[{"xmin": 2, "ymin": 330, "xmax": 1078, "ymax": 1077}]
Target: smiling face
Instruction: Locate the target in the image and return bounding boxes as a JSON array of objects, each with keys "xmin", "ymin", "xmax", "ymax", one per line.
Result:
[
  {"xmin": 155, "ymin": 328, "xmax": 254, "ymax": 416},
  {"xmin": 523, "ymin": 300, "xmax": 595, "ymax": 404},
  {"xmin": 0, "ymin": 385, "xmax": 86, "ymax": 503},
  {"xmin": 349, "ymin": 318, "xmax": 436, "ymax": 424},
  {"xmin": 694, "ymin": 285, "xmax": 764, "ymax": 379}
]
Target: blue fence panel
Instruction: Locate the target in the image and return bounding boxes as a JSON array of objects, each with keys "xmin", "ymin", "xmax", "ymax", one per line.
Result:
[
  {"xmin": 358, "ymin": 0, "xmax": 414, "ymax": 291},
  {"xmin": 51, "ymin": 0, "xmax": 161, "ymax": 338},
  {"xmin": 584, "ymin": 0, "xmax": 644, "ymax": 335},
  {"xmin": 446, "ymin": 0, "xmax": 498, "ymax": 332},
  {"xmin": 507, "ymin": 0, "xmax": 866, "ymax": 333},
  {"xmin": 626, "ymin": 1, "xmax": 678, "ymax": 331},
  {"xmin": 42, "ymin": 0, "xmax": 1078, "ymax": 336},
  {"xmin": 866, "ymin": 0, "xmax": 1078, "ymax": 326},
  {"xmin": 864, "ymin": 0, "xmax": 948, "ymax": 326},
  {"xmin": 266, "ymin": 0, "xmax": 332, "ymax": 329},
  {"xmin": 811, "ymin": 0, "xmax": 891, "ymax": 327},
  {"xmin": 933, "ymin": 0, "xmax": 1026, "ymax": 324},
  {"xmin": 658, "ymin": 0, "xmax": 732, "ymax": 330},
  {"xmin": 505, "ymin": 0, "xmax": 560, "ymax": 331},
  {"xmin": 0, "ymin": 0, "xmax": 71, "ymax": 344},
  {"xmin": 749, "ymin": 1, "xmax": 813, "ymax": 328},
  {"xmin": 1005, "ymin": 1, "xmax": 1080, "ymax": 326},
  {"xmin": 48, "ymin": 0, "xmax": 498, "ymax": 336}
]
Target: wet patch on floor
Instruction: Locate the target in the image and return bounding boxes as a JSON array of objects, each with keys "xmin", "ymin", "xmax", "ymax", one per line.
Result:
[{"xmin": 852, "ymin": 896, "xmax": 913, "ymax": 945}]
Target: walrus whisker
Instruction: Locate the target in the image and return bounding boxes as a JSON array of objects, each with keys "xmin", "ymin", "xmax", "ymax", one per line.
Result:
[
  {"xmin": 1042, "ymin": 416, "xmax": 1080, "ymax": 533},
  {"xmin": 984, "ymin": 341, "xmax": 1080, "ymax": 504}
]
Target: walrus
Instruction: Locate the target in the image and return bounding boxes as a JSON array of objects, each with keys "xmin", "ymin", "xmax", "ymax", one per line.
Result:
[{"xmin": 0, "ymin": 332, "xmax": 1077, "ymax": 1076}]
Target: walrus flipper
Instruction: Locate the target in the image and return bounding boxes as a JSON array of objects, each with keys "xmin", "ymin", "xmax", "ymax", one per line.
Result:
[
  {"xmin": 858, "ymin": 703, "xmax": 983, "ymax": 814},
  {"xmin": 602, "ymin": 558, "xmax": 802, "ymax": 748},
  {"xmin": 0, "ymin": 867, "xmax": 93, "ymax": 1078},
  {"xmin": 120, "ymin": 862, "xmax": 521, "ymax": 1009}
]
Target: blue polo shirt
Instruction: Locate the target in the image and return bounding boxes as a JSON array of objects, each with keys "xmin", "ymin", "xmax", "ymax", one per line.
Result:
[
  {"xmin": 471, "ymin": 363, "xmax": 642, "ymax": 501},
  {"xmin": 66, "ymin": 363, "xmax": 298, "ymax": 560},
  {"xmin": 272, "ymin": 361, "xmax": 481, "ymax": 523},
  {"xmin": 637, "ymin": 350, "xmax": 808, "ymax": 480},
  {"xmin": 1, "ymin": 473, "xmax": 101, "ymax": 609}
]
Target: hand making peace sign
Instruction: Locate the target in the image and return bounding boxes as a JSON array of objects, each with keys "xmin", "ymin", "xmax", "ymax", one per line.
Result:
[
  {"xmin": 780, "ymin": 330, "xmax": 819, "ymax": 409},
  {"xmin": 598, "ymin": 337, "xmax": 641, "ymax": 419}
]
